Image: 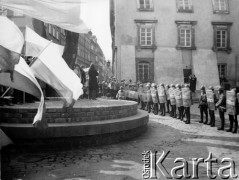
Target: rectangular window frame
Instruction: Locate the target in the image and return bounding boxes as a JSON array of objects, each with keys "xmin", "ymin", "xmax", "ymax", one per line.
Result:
[
  {"xmin": 137, "ymin": 0, "xmax": 154, "ymax": 11},
  {"xmin": 138, "ymin": 62, "xmax": 150, "ymax": 83},
  {"xmin": 135, "ymin": 20, "xmax": 157, "ymax": 50},
  {"xmin": 212, "ymin": 22, "xmax": 232, "ymax": 53},
  {"xmin": 140, "ymin": 26, "xmax": 153, "ymax": 47},
  {"xmin": 218, "ymin": 63, "xmax": 227, "ymax": 78},
  {"xmin": 175, "ymin": 21, "xmax": 197, "ymax": 50},
  {"xmin": 177, "ymin": 0, "xmax": 193, "ymax": 13},
  {"xmin": 212, "ymin": 0, "xmax": 229, "ymax": 14}
]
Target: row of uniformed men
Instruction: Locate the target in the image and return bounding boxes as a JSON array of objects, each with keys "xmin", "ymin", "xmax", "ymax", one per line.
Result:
[
  {"xmin": 199, "ymin": 86, "xmax": 238, "ymax": 134},
  {"xmin": 116, "ymin": 83, "xmax": 192, "ymax": 124}
]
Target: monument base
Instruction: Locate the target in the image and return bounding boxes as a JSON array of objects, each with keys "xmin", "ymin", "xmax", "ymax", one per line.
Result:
[{"xmin": 0, "ymin": 99, "xmax": 149, "ymax": 146}]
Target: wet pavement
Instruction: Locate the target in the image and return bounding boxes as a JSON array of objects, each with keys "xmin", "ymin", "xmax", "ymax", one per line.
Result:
[{"xmin": 1, "ymin": 105, "xmax": 239, "ymax": 180}]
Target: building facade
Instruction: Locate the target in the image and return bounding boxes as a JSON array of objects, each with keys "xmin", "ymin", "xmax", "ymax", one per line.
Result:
[
  {"xmin": 75, "ymin": 31, "xmax": 108, "ymax": 82},
  {"xmin": 110, "ymin": 0, "xmax": 239, "ymax": 88}
]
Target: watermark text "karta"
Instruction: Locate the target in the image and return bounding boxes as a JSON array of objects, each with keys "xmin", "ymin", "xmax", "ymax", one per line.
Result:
[{"xmin": 142, "ymin": 151, "xmax": 238, "ymax": 179}]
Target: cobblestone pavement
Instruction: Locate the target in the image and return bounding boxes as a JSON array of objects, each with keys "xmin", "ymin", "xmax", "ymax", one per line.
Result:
[{"xmin": 1, "ymin": 106, "xmax": 239, "ymax": 180}]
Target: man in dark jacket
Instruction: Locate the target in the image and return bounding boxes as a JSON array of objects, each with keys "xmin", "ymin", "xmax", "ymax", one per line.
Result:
[
  {"xmin": 216, "ymin": 87, "xmax": 226, "ymax": 130},
  {"xmin": 199, "ymin": 86, "xmax": 208, "ymax": 124}
]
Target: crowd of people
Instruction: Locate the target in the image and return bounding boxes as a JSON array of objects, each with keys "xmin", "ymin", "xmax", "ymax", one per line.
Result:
[{"xmin": 102, "ymin": 78, "xmax": 238, "ymax": 134}]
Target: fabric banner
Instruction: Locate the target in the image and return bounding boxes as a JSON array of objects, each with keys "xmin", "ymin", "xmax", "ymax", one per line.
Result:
[
  {"xmin": 0, "ymin": 0, "xmax": 89, "ymax": 33},
  {"xmin": 226, "ymin": 90, "xmax": 236, "ymax": 115},
  {"xmin": 0, "ymin": 57, "xmax": 46, "ymax": 128},
  {"xmin": 25, "ymin": 28, "xmax": 83, "ymax": 107},
  {"xmin": 25, "ymin": 27, "xmax": 64, "ymax": 57},
  {"xmin": 206, "ymin": 90, "xmax": 215, "ymax": 110},
  {"xmin": 0, "ymin": 16, "xmax": 24, "ymax": 74}
]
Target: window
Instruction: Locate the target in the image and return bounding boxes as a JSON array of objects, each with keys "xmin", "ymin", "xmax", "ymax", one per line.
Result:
[
  {"xmin": 216, "ymin": 29, "xmax": 227, "ymax": 48},
  {"xmin": 179, "ymin": 26, "xmax": 191, "ymax": 47},
  {"xmin": 52, "ymin": 28, "xmax": 56, "ymax": 37},
  {"xmin": 56, "ymin": 31, "xmax": 59, "ymax": 40},
  {"xmin": 177, "ymin": 0, "xmax": 193, "ymax": 13},
  {"xmin": 13, "ymin": 11, "xmax": 23, "ymax": 16},
  {"xmin": 138, "ymin": 62, "xmax": 149, "ymax": 83},
  {"xmin": 48, "ymin": 25, "xmax": 52, "ymax": 34},
  {"xmin": 218, "ymin": 64, "xmax": 227, "ymax": 77},
  {"xmin": 212, "ymin": 22, "xmax": 232, "ymax": 53},
  {"xmin": 135, "ymin": 20, "xmax": 157, "ymax": 49},
  {"xmin": 61, "ymin": 29, "xmax": 65, "ymax": 36},
  {"xmin": 138, "ymin": 0, "xmax": 153, "ymax": 11},
  {"xmin": 140, "ymin": 27, "xmax": 152, "ymax": 46},
  {"xmin": 175, "ymin": 21, "xmax": 197, "ymax": 50},
  {"xmin": 212, "ymin": 0, "xmax": 229, "ymax": 14}
]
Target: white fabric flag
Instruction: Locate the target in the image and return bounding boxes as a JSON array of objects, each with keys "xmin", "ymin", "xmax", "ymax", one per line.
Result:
[
  {"xmin": 0, "ymin": 57, "xmax": 47, "ymax": 129},
  {"xmin": 25, "ymin": 26, "xmax": 64, "ymax": 57},
  {"xmin": 25, "ymin": 27, "xmax": 83, "ymax": 106},
  {"xmin": 0, "ymin": 16, "xmax": 46, "ymax": 129},
  {"xmin": 0, "ymin": 0, "xmax": 89, "ymax": 33}
]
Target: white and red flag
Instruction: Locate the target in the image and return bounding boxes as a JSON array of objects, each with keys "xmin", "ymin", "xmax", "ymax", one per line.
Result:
[
  {"xmin": 0, "ymin": 0, "xmax": 89, "ymax": 33},
  {"xmin": 25, "ymin": 27, "xmax": 83, "ymax": 107},
  {"xmin": 0, "ymin": 16, "xmax": 46, "ymax": 129}
]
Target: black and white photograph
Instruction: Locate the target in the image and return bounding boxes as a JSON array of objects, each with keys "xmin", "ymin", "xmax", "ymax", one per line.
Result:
[{"xmin": 0, "ymin": 0, "xmax": 239, "ymax": 179}]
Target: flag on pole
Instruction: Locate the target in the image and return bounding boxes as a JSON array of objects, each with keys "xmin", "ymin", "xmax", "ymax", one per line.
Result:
[
  {"xmin": 25, "ymin": 27, "xmax": 64, "ymax": 57},
  {"xmin": 0, "ymin": 0, "xmax": 90, "ymax": 33},
  {"xmin": 0, "ymin": 57, "xmax": 47, "ymax": 129},
  {"xmin": 25, "ymin": 27, "xmax": 83, "ymax": 106},
  {"xmin": 0, "ymin": 17, "xmax": 46, "ymax": 128}
]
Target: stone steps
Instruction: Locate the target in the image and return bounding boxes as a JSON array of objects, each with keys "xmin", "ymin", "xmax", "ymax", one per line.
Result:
[{"xmin": 0, "ymin": 99, "xmax": 149, "ymax": 146}]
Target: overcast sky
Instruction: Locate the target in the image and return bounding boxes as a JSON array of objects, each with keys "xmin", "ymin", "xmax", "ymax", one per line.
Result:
[{"xmin": 81, "ymin": 0, "xmax": 112, "ymax": 61}]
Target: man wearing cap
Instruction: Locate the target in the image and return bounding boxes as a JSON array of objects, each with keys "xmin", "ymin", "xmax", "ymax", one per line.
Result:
[
  {"xmin": 146, "ymin": 83, "xmax": 152, "ymax": 113},
  {"xmin": 151, "ymin": 83, "xmax": 159, "ymax": 115},
  {"xmin": 207, "ymin": 86, "xmax": 217, "ymax": 127},
  {"xmin": 175, "ymin": 84, "xmax": 184, "ymax": 120},
  {"xmin": 158, "ymin": 83, "xmax": 166, "ymax": 116},
  {"xmin": 116, "ymin": 86, "xmax": 126, "ymax": 100},
  {"xmin": 182, "ymin": 84, "xmax": 192, "ymax": 124},
  {"xmin": 165, "ymin": 84, "xmax": 171, "ymax": 114},
  {"xmin": 169, "ymin": 84, "xmax": 177, "ymax": 118},
  {"xmin": 226, "ymin": 88, "xmax": 238, "ymax": 133},
  {"xmin": 199, "ymin": 86, "xmax": 208, "ymax": 124},
  {"xmin": 216, "ymin": 87, "xmax": 226, "ymax": 130}
]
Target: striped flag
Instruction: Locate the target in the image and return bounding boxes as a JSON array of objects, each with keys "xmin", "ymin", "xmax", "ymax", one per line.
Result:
[
  {"xmin": 0, "ymin": 57, "xmax": 47, "ymax": 129},
  {"xmin": 0, "ymin": 17, "xmax": 46, "ymax": 129},
  {"xmin": 25, "ymin": 27, "xmax": 83, "ymax": 107},
  {"xmin": 0, "ymin": 0, "xmax": 89, "ymax": 33}
]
